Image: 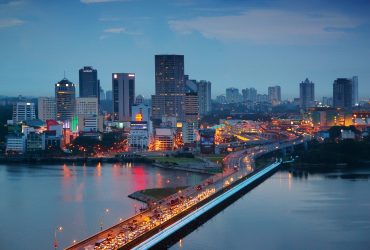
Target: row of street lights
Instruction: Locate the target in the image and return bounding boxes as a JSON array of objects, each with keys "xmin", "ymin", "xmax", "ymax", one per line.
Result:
[{"xmin": 54, "ymin": 208, "xmax": 111, "ymax": 249}]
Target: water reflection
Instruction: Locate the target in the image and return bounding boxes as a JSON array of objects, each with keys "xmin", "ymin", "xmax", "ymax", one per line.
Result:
[{"xmin": 0, "ymin": 163, "xmax": 208, "ymax": 250}]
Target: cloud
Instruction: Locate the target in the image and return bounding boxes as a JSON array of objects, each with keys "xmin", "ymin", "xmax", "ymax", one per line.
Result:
[
  {"xmin": 81, "ymin": 0, "xmax": 128, "ymax": 4},
  {"xmin": 104, "ymin": 27, "xmax": 125, "ymax": 33},
  {"xmin": 0, "ymin": 0, "xmax": 24, "ymax": 6},
  {"xmin": 0, "ymin": 18, "xmax": 24, "ymax": 29},
  {"xmin": 99, "ymin": 17, "xmax": 121, "ymax": 22},
  {"xmin": 169, "ymin": 9, "xmax": 361, "ymax": 44}
]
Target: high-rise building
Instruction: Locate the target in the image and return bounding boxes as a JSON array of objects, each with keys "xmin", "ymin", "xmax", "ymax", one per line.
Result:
[
  {"xmin": 183, "ymin": 92, "xmax": 199, "ymax": 144},
  {"xmin": 105, "ymin": 90, "xmax": 112, "ymax": 101},
  {"xmin": 55, "ymin": 78, "xmax": 76, "ymax": 122},
  {"xmin": 352, "ymin": 76, "xmax": 359, "ymax": 106},
  {"xmin": 99, "ymin": 86, "xmax": 105, "ymax": 101},
  {"xmin": 333, "ymin": 78, "xmax": 353, "ymax": 109},
  {"xmin": 79, "ymin": 66, "xmax": 100, "ymax": 99},
  {"xmin": 12, "ymin": 102, "xmax": 36, "ymax": 122},
  {"xmin": 112, "ymin": 73, "xmax": 135, "ymax": 121},
  {"xmin": 76, "ymin": 97, "xmax": 99, "ymax": 116},
  {"xmin": 226, "ymin": 88, "xmax": 241, "ymax": 103},
  {"xmin": 197, "ymin": 80, "xmax": 211, "ymax": 116},
  {"xmin": 152, "ymin": 55, "xmax": 185, "ymax": 121},
  {"xmin": 135, "ymin": 95, "xmax": 145, "ymax": 105},
  {"xmin": 249, "ymin": 88, "xmax": 257, "ymax": 102},
  {"xmin": 38, "ymin": 97, "xmax": 56, "ymax": 121},
  {"xmin": 299, "ymin": 78, "xmax": 315, "ymax": 111},
  {"xmin": 268, "ymin": 85, "xmax": 281, "ymax": 106}
]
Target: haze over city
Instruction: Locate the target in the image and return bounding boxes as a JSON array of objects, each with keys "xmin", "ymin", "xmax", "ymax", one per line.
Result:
[
  {"xmin": 1, "ymin": 0, "xmax": 370, "ymax": 99},
  {"xmin": 1, "ymin": 1, "xmax": 370, "ymax": 250}
]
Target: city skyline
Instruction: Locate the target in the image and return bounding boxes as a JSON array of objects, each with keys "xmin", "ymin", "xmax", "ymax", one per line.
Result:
[{"xmin": 0, "ymin": 0, "xmax": 370, "ymax": 99}]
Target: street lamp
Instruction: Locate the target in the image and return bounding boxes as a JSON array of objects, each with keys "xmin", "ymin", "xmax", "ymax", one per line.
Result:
[
  {"xmin": 99, "ymin": 208, "xmax": 110, "ymax": 231},
  {"xmin": 53, "ymin": 226, "xmax": 63, "ymax": 250}
]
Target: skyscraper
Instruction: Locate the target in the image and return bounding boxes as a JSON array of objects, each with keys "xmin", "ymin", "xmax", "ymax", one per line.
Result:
[
  {"xmin": 152, "ymin": 55, "xmax": 185, "ymax": 121},
  {"xmin": 55, "ymin": 78, "xmax": 76, "ymax": 121},
  {"xmin": 333, "ymin": 78, "xmax": 353, "ymax": 109},
  {"xmin": 79, "ymin": 66, "xmax": 100, "ymax": 100},
  {"xmin": 112, "ymin": 73, "xmax": 135, "ymax": 121},
  {"xmin": 38, "ymin": 97, "xmax": 56, "ymax": 121},
  {"xmin": 268, "ymin": 85, "xmax": 281, "ymax": 106},
  {"xmin": 299, "ymin": 78, "xmax": 315, "ymax": 111},
  {"xmin": 226, "ymin": 88, "xmax": 240, "ymax": 103},
  {"xmin": 197, "ymin": 80, "xmax": 211, "ymax": 116},
  {"xmin": 352, "ymin": 76, "xmax": 359, "ymax": 106}
]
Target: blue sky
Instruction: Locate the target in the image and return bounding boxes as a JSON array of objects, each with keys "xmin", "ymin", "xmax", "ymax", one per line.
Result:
[{"xmin": 0, "ymin": 0, "xmax": 369, "ymax": 100}]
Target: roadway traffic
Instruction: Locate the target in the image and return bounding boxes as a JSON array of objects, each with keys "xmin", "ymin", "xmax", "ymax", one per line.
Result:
[{"xmin": 66, "ymin": 135, "xmax": 310, "ymax": 250}]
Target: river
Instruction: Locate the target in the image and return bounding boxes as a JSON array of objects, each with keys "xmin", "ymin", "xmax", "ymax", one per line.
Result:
[
  {"xmin": 0, "ymin": 163, "xmax": 208, "ymax": 250},
  {"xmin": 1, "ymin": 163, "xmax": 370, "ymax": 250},
  {"xmin": 169, "ymin": 165, "xmax": 370, "ymax": 250}
]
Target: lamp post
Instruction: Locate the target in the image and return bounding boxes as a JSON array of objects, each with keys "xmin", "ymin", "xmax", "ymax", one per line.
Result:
[
  {"xmin": 99, "ymin": 208, "xmax": 110, "ymax": 231},
  {"xmin": 53, "ymin": 226, "xmax": 63, "ymax": 250}
]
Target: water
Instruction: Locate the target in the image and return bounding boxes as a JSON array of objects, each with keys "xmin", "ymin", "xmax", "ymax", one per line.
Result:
[
  {"xmin": 0, "ymin": 163, "xmax": 208, "ymax": 250},
  {"xmin": 2, "ymin": 163, "xmax": 370, "ymax": 250},
  {"xmin": 170, "ymin": 165, "xmax": 370, "ymax": 250}
]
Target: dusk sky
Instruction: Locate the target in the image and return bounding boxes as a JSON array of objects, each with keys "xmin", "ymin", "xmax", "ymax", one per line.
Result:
[{"xmin": 1, "ymin": 0, "xmax": 370, "ymax": 99}]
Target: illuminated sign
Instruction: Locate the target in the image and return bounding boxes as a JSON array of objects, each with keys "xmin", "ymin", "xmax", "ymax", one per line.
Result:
[
  {"xmin": 135, "ymin": 113, "xmax": 143, "ymax": 121},
  {"xmin": 114, "ymin": 74, "xmax": 118, "ymax": 79},
  {"xmin": 128, "ymin": 74, "xmax": 135, "ymax": 77}
]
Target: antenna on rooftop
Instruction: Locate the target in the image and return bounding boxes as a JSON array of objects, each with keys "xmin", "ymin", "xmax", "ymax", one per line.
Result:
[{"xmin": 63, "ymin": 70, "xmax": 66, "ymax": 79}]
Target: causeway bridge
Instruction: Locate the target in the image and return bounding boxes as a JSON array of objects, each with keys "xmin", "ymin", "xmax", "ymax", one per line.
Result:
[{"xmin": 66, "ymin": 136, "xmax": 309, "ymax": 250}]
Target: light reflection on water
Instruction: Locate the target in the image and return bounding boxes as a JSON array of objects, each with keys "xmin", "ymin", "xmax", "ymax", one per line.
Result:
[
  {"xmin": 169, "ymin": 166, "xmax": 370, "ymax": 250},
  {"xmin": 0, "ymin": 163, "xmax": 208, "ymax": 250}
]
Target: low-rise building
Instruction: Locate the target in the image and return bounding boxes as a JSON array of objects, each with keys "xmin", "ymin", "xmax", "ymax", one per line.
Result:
[{"xmin": 6, "ymin": 135, "xmax": 26, "ymax": 154}]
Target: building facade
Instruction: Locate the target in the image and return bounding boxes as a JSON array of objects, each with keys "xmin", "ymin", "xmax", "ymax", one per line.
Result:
[
  {"xmin": 226, "ymin": 88, "xmax": 241, "ymax": 103},
  {"xmin": 76, "ymin": 97, "xmax": 99, "ymax": 116},
  {"xmin": 152, "ymin": 55, "xmax": 185, "ymax": 121},
  {"xmin": 55, "ymin": 78, "xmax": 76, "ymax": 122},
  {"xmin": 299, "ymin": 78, "xmax": 315, "ymax": 111},
  {"xmin": 13, "ymin": 102, "xmax": 36, "ymax": 122},
  {"xmin": 333, "ymin": 78, "xmax": 353, "ymax": 110},
  {"xmin": 112, "ymin": 73, "xmax": 135, "ymax": 121},
  {"xmin": 268, "ymin": 85, "xmax": 281, "ymax": 106},
  {"xmin": 38, "ymin": 97, "xmax": 56, "ymax": 122},
  {"xmin": 197, "ymin": 80, "xmax": 211, "ymax": 116},
  {"xmin": 352, "ymin": 76, "xmax": 359, "ymax": 106},
  {"xmin": 79, "ymin": 66, "xmax": 100, "ymax": 99}
]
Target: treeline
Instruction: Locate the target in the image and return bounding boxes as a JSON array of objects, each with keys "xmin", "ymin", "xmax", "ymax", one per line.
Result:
[{"xmin": 298, "ymin": 137, "xmax": 370, "ymax": 165}]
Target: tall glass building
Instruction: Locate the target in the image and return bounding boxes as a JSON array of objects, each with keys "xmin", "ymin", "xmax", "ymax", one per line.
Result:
[{"xmin": 55, "ymin": 78, "xmax": 76, "ymax": 122}]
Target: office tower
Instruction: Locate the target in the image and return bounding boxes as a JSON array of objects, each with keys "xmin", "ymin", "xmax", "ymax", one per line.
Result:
[
  {"xmin": 76, "ymin": 97, "xmax": 99, "ymax": 116},
  {"xmin": 216, "ymin": 95, "xmax": 227, "ymax": 104},
  {"xmin": 352, "ymin": 76, "xmax": 359, "ymax": 106},
  {"xmin": 112, "ymin": 73, "xmax": 135, "ymax": 121},
  {"xmin": 38, "ymin": 97, "xmax": 56, "ymax": 121},
  {"xmin": 197, "ymin": 80, "xmax": 211, "ymax": 116},
  {"xmin": 268, "ymin": 85, "xmax": 281, "ymax": 106},
  {"xmin": 299, "ymin": 78, "xmax": 315, "ymax": 111},
  {"xmin": 105, "ymin": 90, "xmax": 112, "ymax": 101},
  {"xmin": 151, "ymin": 55, "xmax": 185, "ymax": 120},
  {"xmin": 226, "ymin": 88, "xmax": 240, "ymax": 103},
  {"xmin": 333, "ymin": 78, "xmax": 353, "ymax": 109},
  {"xmin": 55, "ymin": 78, "xmax": 76, "ymax": 121},
  {"xmin": 12, "ymin": 102, "xmax": 36, "ymax": 122},
  {"xmin": 79, "ymin": 66, "xmax": 100, "ymax": 99}
]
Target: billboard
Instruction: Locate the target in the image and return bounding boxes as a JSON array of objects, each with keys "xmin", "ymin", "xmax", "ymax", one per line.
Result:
[{"xmin": 200, "ymin": 129, "xmax": 215, "ymax": 154}]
